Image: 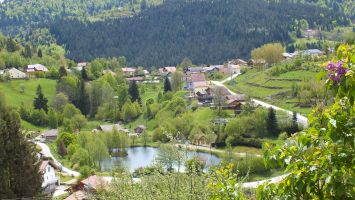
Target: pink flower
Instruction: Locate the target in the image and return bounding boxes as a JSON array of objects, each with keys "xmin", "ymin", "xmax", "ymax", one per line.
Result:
[{"xmin": 326, "ymin": 61, "xmax": 348, "ymax": 83}]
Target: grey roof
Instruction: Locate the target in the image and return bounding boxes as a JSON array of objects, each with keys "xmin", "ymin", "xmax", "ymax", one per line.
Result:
[{"xmin": 42, "ymin": 129, "xmax": 58, "ymax": 137}]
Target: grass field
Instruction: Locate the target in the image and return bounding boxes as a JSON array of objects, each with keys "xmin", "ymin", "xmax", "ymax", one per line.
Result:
[
  {"xmin": 227, "ymin": 68, "xmax": 318, "ymax": 115},
  {"xmin": 0, "ymin": 78, "xmax": 57, "ymax": 108}
]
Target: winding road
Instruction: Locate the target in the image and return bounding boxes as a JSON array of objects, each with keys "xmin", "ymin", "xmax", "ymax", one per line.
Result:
[
  {"xmin": 36, "ymin": 141, "xmax": 80, "ymax": 177},
  {"xmin": 211, "ymin": 72, "xmax": 309, "ymax": 127}
]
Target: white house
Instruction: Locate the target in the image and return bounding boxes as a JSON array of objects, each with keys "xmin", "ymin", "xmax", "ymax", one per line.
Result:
[
  {"xmin": 7, "ymin": 68, "xmax": 27, "ymax": 79},
  {"xmin": 25, "ymin": 64, "xmax": 48, "ymax": 73},
  {"xmin": 39, "ymin": 160, "xmax": 60, "ymax": 193}
]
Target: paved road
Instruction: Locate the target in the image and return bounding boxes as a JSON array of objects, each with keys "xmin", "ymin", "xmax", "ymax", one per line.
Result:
[
  {"xmin": 36, "ymin": 142, "xmax": 80, "ymax": 177},
  {"xmin": 176, "ymin": 143, "xmax": 262, "ymax": 157},
  {"xmin": 211, "ymin": 77, "xmax": 309, "ymax": 127},
  {"xmin": 241, "ymin": 174, "xmax": 289, "ymax": 188}
]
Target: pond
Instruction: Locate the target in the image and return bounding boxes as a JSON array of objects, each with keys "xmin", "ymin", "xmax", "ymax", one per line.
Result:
[{"xmin": 101, "ymin": 147, "xmax": 220, "ymax": 172}]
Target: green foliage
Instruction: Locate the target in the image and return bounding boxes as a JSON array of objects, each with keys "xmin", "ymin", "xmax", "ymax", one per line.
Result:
[
  {"xmin": 99, "ymin": 170, "xmax": 210, "ymax": 199},
  {"xmin": 208, "ymin": 164, "xmax": 246, "ymax": 200},
  {"xmin": 0, "ymin": 92, "xmax": 42, "ymax": 198},
  {"xmin": 56, "ymin": 132, "xmax": 77, "ymax": 148},
  {"xmin": 258, "ymin": 44, "xmax": 355, "ymax": 199},
  {"xmin": 251, "ymin": 43, "xmax": 284, "ymax": 65}
]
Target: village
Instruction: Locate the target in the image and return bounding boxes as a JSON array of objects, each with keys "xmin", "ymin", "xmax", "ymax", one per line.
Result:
[{"xmin": 0, "ymin": 45, "xmax": 326, "ymax": 199}]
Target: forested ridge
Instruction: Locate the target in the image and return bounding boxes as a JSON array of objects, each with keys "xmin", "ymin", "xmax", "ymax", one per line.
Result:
[{"xmin": 50, "ymin": 0, "xmax": 349, "ymax": 67}]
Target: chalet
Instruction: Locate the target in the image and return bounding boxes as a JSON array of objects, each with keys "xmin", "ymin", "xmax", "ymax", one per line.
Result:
[
  {"xmin": 6, "ymin": 68, "xmax": 27, "ymax": 79},
  {"xmin": 203, "ymin": 66, "xmax": 220, "ymax": 74},
  {"xmin": 184, "ymin": 66, "xmax": 205, "ymax": 74},
  {"xmin": 159, "ymin": 66, "xmax": 176, "ymax": 76},
  {"xmin": 121, "ymin": 67, "xmax": 137, "ymax": 77},
  {"xmin": 134, "ymin": 125, "xmax": 146, "ymax": 135},
  {"xmin": 229, "ymin": 59, "xmax": 247, "ymax": 66},
  {"xmin": 225, "ymin": 94, "xmax": 246, "ymax": 114},
  {"xmin": 25, "ymin": 64, "xmax": 48, "ymax": 73},
  {"xmin": 248, "ymin": 59, "xmax": 266, "ymax": 67},
  {"xmin": 78, "ymin": 175, "xmax": 107, "ymax": 192},
  {"xmin": 192, "ymin": 81, "xmax": 209, "ymax": 95},
  {"xmin": 186, "ymin": 73, "xmax": 206, "ymax": 90},
  {"xmin": 126, "ymin": 76, "xmax": 144, "ymax": 82},
  {"xmin": 75, "ymin": 62, "xmax": 87, "ymax": 71},
  {"xmin": 39, "ymin": 160, "xmax": 60, "ymax": 193},
  {"xmin": 41, "ymin": 129, "xmax": 59, "ymax": 141}
]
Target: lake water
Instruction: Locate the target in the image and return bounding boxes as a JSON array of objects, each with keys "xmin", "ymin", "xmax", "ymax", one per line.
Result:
[{"xmin": 101, "ymin": 147, "xmax": 220, "ymax": 172}]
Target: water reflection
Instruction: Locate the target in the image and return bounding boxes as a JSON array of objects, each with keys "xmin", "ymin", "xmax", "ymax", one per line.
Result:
[{"xmin": 101, "ymin": 147, "xmax": 220, "ymax": 172}]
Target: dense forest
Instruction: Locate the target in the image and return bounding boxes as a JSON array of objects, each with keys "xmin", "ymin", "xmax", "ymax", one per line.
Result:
[{"xmin": 50, "ymin": 0, "xmax": 349, "ymax": 67}]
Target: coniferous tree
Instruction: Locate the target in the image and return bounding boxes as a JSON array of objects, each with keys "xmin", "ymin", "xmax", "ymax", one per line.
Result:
[
  {"xmin": 58, "ymin": 66, "xmax": 67, "ymax": 78},
  {"xmin": 23, "ymin": 44, "xmax": 32, "ymax": 58},
  {"xmin": 266, "ymin": 107, "xmax": 279, "ymax": 137},
  {"xmin": 77, "ymin": 79, "xmax": 89, "ymax": 115},
  {"xmin": 291, "ymin": 112, "xmax": 299, "ymax": 134},
  {"xmin": 0, "ymin": 92, "xmax": 42, "ymax": 198},
  {"xmin": 6, "ymin": 38, "xmax": 18, "ymax": 52},
  {"xmin": 128, "ymin": 81, "xmax": 141, "ymax": 103},
  {"xmin": 81, "ymin": 67, "xmax": 88, "ymax": 81},
  {"xmin": 33, "ymin": 84, "xmax": 48, "ymax": 112},
  {"xmin": 37, "ymin": 48, "xmax": 43, "ymax": 58},
  {"xmin": 164, "ymin": 77, "xmax": 172, "ymax": 92}
]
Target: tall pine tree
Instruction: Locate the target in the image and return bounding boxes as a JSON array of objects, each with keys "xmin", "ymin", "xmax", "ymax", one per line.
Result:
[
  {"xmin": 266, "ymin": 107, "xmax": 279, "ymax": 137},
  {"xmin": 164, "ymin": 77, "xmax": 172, "ymax": 92},
  {"xmin": 77, "ymin": 79, "xmax": 89, "ymax": 115},
  {"xmin": 0, "ymin": 92, "xmax": 42, "ymax": 198},
  {"xmin": 128, "ymin": 81, "xmax": 141, "ymax": 103},
  {"xmin": 33, "ymin": 84, "xmax": 48, "ymax": 112},
  {"xmin": 58, "ymin": 66, "xmax": 67, "ymax": 78},
  {"xmin": 81, "ymin": 67, "xmax": 88, "ymax": 81},
  {"xmin": 37, "ymin": 48, "xmax": 43, "ymax": 58}
]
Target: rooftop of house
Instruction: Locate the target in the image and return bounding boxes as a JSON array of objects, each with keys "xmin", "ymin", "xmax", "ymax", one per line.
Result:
[
  {"xmin": 64, "ymin": 190, "xmax": 86, "ymax": 200},
  {"xmin": 41, "ymin": 129, "xmax": 58, "ymax": 138},
  {"xmin": 159, "ymin": 66, "xmax": 176, "ymax": 73},
  {"xmin": 77, "ymin": 62, "xmax": 87, "ymax": 68},
  {"xmin": 81, "ymin": 175, "xmax": 107, "ymax": 191},
  {"xmin": 27, "ymin": 64, "xmax": 48, "ymax": 72},
  {"xmin": 192, "ymin": 81, "xmax": 209, "ymax": 88},
  {"xmin": 187, "ymin": 73, "xmax": 206, "ymax": 82},
  {"xmin": 39, "ymin": 160, "xmax": 59, "ymax": 174},
  {"xmin": 121, "ymin": 67, "xmax": 137, "ymax": 73},
  {"xmin": 126, "ymin": 77, "xmax": 144, "ymax": 81}
]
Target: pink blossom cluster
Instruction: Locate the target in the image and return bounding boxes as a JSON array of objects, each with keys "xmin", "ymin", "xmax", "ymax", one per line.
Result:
[{"xmin": 326, "ymin": 61, "xmax": 348, "ymax": 83}]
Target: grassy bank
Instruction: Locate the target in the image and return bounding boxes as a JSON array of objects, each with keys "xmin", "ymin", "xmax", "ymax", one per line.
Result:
[
  {"xmin": 227, "ymin": 67, "xmax": 320, "ymax": 115},
  {"xmin": 0, "ymin": 78, "xmax": 57, "ymax": 108}
]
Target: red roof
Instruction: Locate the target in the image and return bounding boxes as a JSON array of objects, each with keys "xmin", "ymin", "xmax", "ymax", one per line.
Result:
[
  {"xmin": 188, "ymin": 73, "xmax": 206, "ymax": 82},
  {"xmin": 81, "ymin": 175, "xmax": 107, "ymax": 191},
  {"xmin": 64, "ymin": 191, "xmax": 86, "ymax": 200}
]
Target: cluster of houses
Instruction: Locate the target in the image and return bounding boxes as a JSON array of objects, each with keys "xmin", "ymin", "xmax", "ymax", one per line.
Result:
[
  {"xmin": 0, "ymin": 64, "xmax": 48, "ymax": 79},
  {"xmin": 283, "ymin": 49, "xmax": 325, "ymax": 59}
]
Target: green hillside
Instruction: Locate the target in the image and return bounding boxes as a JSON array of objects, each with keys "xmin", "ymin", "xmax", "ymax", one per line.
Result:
[
  {"xmin": 228, "ymin": 57, "xmax": 329, "ymax": 115},
  {"xmin": 0, "ymin": 78, "xmax": 56, "ymax": 108}
]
